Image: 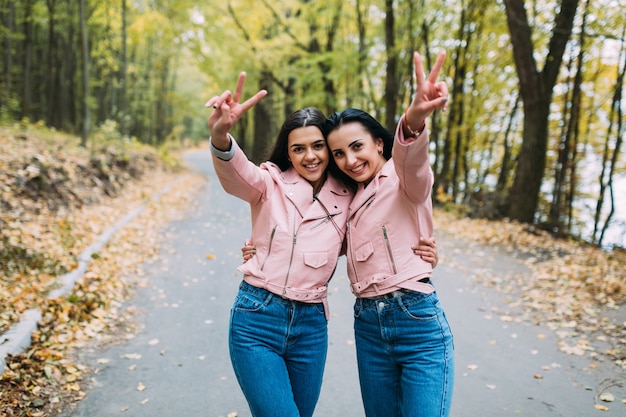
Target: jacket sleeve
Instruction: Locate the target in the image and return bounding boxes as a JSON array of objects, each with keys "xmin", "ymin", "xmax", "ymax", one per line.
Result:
[
  {"xmin": 210, "ymin": 137, "xmax": 273, "ymax": 205},
  {"xmin": 391, "ymin": 121, "xmax": 434, "ymax": 204}
]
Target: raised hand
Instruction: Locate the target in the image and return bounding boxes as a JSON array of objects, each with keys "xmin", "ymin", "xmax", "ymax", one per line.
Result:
[
  {"xmin": 403, "ymin": 51, "xmax": 448, "ymax": 135},
  {"xmin": 205, "ymin": 72, "xmax": 267, "ymax": 149}
]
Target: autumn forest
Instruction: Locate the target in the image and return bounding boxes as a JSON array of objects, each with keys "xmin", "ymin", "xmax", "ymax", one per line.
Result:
[{"xmin": 1, "ymin": 0, "xmax": 624, "ymax": 248}]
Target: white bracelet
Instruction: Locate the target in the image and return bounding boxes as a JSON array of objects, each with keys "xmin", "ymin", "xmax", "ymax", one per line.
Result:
[{"xmin": 403, "ymin": 113, "xmax": 425, "ymax": 137}]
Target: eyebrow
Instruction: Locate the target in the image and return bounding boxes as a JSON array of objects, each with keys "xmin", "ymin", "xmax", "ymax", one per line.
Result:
[
  {"xmin": 290, "ymin": 139, "xmax": 325, "ymax": 148},
  {"xmin": 330, "ymin": 138, "xmax": 362, "ymax": 153}
]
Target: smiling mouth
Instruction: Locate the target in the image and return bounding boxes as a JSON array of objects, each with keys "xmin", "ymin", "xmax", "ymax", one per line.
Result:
[
  {"xmin": 304, "ymin": 163, "xmax": 321, "ymax": 170},
  {"xmin": 350, "ymin": 163, "xmax": 366, "ymax": 175}
]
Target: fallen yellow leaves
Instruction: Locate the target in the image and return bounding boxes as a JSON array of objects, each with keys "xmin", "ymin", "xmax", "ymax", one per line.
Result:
[
  {"xmin": 1, "ymin": 125, "xmax": 206, "ymax": 415},
  {"xmin": 436, "ymin": 210, "xmax": 626, "ymax": 368}
]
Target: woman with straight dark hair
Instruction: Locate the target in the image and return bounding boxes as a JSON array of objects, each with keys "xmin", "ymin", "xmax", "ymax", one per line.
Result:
[
  {"xmin": 325, "ymin": 52, "xmax": 454, "ymax": 417},
  {"xmin": 207, "ymin": 76, "xmax": 351, "ymax": 417}
]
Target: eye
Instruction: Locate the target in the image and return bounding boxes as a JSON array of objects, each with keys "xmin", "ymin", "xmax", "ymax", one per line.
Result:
[
  {"xmin": 332, "ymin": 150, "xmax": 344, "ymax": 158},
  {"xmin": 352, "ymin": 143, "xmax": 363, "ymax": 150},
  {"xmin": 291, "ymin": 146, "xmax": 304, "ymax": 153},
  {"xmin": 313, "ymin": 143, "xmax": 325, "ymax": 150}
]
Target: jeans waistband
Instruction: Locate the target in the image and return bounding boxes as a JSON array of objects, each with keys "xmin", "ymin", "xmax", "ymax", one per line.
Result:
[
  {"xmin": 362, "ymin": 278, "xmax": 431, "ymax": 300},
  {"xmin": 239, "ymin": 280, "xmax": 324, "ymax": 307}
]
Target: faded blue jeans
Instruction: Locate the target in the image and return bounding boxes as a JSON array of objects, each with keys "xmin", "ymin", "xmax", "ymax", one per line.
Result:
[
  {"xmin": 229, "ymin": 281, "xmax": 328, "ymax": 417},
  {"xmin": 354, "ymin": 286, "xmax": 454, "ymax": 417}
]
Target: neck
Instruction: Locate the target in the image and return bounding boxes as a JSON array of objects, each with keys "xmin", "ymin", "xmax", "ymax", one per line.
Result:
[{"xmin": 311, "ymin": 172, "xmax": 327, "ymax": 195}]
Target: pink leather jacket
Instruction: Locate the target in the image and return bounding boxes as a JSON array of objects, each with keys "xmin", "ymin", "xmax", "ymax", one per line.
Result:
[
  {"xmin": 211, "ymin": 138, "xmax": 353, "ymax": 315},
  {"xmin": 345, "ymin": 122, "xmax": 435, "ymax": 298}
]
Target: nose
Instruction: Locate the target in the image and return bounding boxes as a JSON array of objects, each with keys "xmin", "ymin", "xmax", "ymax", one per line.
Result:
[
  {"xmin": 304, "ymin": 148, "xmax": 316, "ymax": 160},
  {"xmin": 345, "ymin": 151, "xmax": 357, "ymax": 166}
]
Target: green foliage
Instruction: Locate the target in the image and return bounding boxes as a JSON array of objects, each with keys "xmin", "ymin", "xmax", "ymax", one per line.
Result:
[{"xmin": 1, "ymin": 0, "xmax": 623, "ymax": 246}]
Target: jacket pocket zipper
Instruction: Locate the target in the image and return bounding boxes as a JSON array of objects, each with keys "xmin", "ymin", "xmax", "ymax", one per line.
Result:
[
  {"xmin": 283, "ymin": 233, "xmax": 297, "ymax": 296},
  {"xmin": 310, "ymin": 217, "xmax": 330, "ymax": 230},
  {"xmin": 260, "ymin": 226, "xmax": 277, "ymax": 271},
  {"xmin": 382, "ymin": 225, "xmax": 398, "ymax": 274}
]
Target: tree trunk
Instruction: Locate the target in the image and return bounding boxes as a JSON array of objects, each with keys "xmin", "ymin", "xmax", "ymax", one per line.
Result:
[
  {"xmin": 441, "ymin": 6, "xmax": 468, "ymax": 200},
  {"xmin": 22, "ymin": 0, "xmax": 34, "ymax": 120},
  {"xmin": 79, "ymin": 0, "xmax": 89, "ymax": 147},
  {"xmin": 321, "ymin": 1, "xmax": 341, "ymax": 115},
  {"xmin": 495, "ymin": 94, "xmax": 519, "ymax": 193},
  {"xmin": 594, "ymin": 37, "xmax": 625, "ymax": 246},
  {"xmin": 383, "ymin": 0, "xmax": 399, "ymax": 131},
  {"xmin": 46, "ymin": 0, "xmax": 57, "ymax": 127},
  {"xmin": 2, "ymin": 1, "xmax": 15, "ymax": 113},
  {"xmin": 550, "ymin": 0, "xmax": 588, "ymax": 235},
  {"xmin": 120, "ymin": 0, "xmax": 128, "ymax": 135},
  {"xmin": 62, "ymin": 0, "xmax": 76, "ymax": 132},
  {"xmin": 504, "ymin": 0, "xmax": 579, "ymax": 223},
  {"xmin": 251, "ymin": 71, "xmax": 273, "ymax": 164}
]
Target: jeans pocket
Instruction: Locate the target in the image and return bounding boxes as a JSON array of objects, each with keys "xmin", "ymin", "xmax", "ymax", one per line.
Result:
[
  {"xmin": 402, "ymin": 293, "xmax": 440, "ymax": 322},
  {"xmin": 233, "ymin": 292, "xmax": 266, "ymax": 312}
]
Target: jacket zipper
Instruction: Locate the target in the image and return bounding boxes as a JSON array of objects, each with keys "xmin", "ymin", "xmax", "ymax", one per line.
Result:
[
  {"xmin": 283, "ymin": 205, "xmax": 298, "ymax": 296},
  {"xmin": 260, "ymin": 226, "xmax": 276, "ymax": 271},
  {"xmin": 310, "ymin": 217, "xmax": 330, "ymax": 230},
  {"xmin": 382, "ymin": 225, "xmax": 398, "ymax": 274},
  {"xmin": 312, "ymin": 196, "xmax": 342, "ymax": 236},
  {"xmin": 283, "ymin": 233, "xmax": 297, "ymax": 296}
]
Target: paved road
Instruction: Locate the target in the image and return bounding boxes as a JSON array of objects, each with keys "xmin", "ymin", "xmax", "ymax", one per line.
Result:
[{"xmin": 62, "ymin": 148, "xmax": 625, "ymax": 417}]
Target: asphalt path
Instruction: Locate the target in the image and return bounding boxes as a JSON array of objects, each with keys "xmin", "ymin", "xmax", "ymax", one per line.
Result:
[{"xmin": 62, "ymin": 148, "xmax": 625, "ymax": 417}]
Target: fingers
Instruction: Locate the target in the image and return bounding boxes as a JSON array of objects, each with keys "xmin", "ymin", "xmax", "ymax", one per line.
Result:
[
  {"xmin": 241, "ymin": 239, "xmax": 257, "ymax": 263},
  {"xmin": 419, "ymin": 236, "xmax": 437, "ymax": 248},
  {"xmin": 427, "ymin": 51, "xmax": 446, "ymax": 84},
  {"xmin": 413, "ymin": 236, "xmax": 438, "ymax": 268},
  {"xmin": 409, "ymin": 50, "xmax": 449, "ymax": 118},
  {"xmin": 413, "ymin": 51, "xmax": 445, "ymax": 83},
  {"xmin": 205, "ymin": 74, "xmax": 267, "ymax": 116},
  {"xmin": 233, "ymin": 72, "xmax": 246, "ymax": 103},
  {"xmin": 436, "ymin": 82, "xmax": 449, "ymax": 111},
  {"xmin": 412, "ymin": 245, "xmax": 435, "ymax": 256},
  {"xmin": 205, "ymin": 90, "xmax": 233, "ymax": 109},
  {"xmin": 413, "ymin": 52, "xmax": 426, "ymax": 85},
  {"xmin": 239, "ymin": 89, "xmax": 268, "ymax": 113}
]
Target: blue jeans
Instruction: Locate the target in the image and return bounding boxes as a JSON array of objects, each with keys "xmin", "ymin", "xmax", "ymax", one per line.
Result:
[
  {"xmin": 229, "ymin": 281, "xmax": 328, "ymax": 417},
  {"xmin": 354, "ymin": 288, "xmax": 454, "ymax": 417}
]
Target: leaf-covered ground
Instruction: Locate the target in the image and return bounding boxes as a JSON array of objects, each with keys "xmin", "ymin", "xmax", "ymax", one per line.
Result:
[
  {"xmin": 436, "ymin": 210, "xmax": 626, "ymax": 369},
  {"xmin": 0, "ymin": 124, "xmax": 206, "ymax": 416},
  {"xmin": 1, "ymin": 125, "xmax": 625, "ymax": 415}
]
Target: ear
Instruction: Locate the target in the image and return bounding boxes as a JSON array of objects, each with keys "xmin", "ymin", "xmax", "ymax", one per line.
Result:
[{"xmin": 375, "ymin": 138, "xmax": 384, "ymax": 153}]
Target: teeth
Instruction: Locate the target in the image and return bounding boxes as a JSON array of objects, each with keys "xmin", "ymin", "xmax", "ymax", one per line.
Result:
[{"xmin": 351, "ymin": 163, "xmax": 365, "ymax": 173}]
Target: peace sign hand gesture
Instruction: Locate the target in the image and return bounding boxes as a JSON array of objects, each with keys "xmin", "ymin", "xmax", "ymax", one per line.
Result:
[
  {"xmin": 403, "ymin": 51, "xmax": 448, "ymax": 136},
  {"xmin": 205, "ymin": 71, "xmax": 267, "ymax": 150}
]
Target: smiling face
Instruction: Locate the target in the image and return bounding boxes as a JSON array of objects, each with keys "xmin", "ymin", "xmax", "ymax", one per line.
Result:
[
  {"xmin": 287, "ymin": 125, "xmax": 329, "ymax": 192},
  {"xmin": 327, "ymin": 122, "xmax": 386, "ymax": 184}
]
